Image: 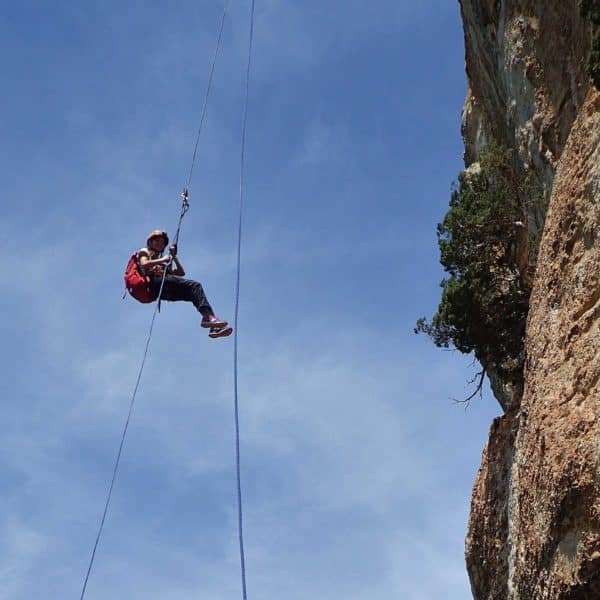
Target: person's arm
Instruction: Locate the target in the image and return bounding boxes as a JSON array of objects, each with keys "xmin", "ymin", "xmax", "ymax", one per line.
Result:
[
  {"xmin": 168, "ymin": 245, "xmax": 185, "ymax": 276},
  {"xmin": 139, "ymin": 252, "xmax": 172, "ymax": 273}
]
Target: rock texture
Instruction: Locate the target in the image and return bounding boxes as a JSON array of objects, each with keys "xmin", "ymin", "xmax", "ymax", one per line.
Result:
[
  {"xmin": 510, "ymin": 90, "xmax": 600, "ymax": 598},
  {"xmin": 460, "ymin": 0, "xmax": 589, "ymax": 180},
  {"xmin": 460, "ymin": 0, "xmax": 591, "ymax": 413},
  {"xmin": 459, "ymin": 1, "xmax": 600, "ymax": 598}
]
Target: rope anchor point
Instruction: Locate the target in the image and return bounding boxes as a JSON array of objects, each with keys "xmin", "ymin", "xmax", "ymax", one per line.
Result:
[{"xmin": 181, "ymin": 188, "xmax": 190, "ymax": 210}]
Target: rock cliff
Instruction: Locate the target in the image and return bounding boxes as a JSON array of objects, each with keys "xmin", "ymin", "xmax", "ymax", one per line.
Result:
[{"xmin": 458, "ymin": 1, "xmax": 600, "ymax": 598}]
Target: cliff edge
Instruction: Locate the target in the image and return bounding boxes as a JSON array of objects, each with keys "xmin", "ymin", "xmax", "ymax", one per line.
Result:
[{"xmin": 458, "ymin": 1, "xmax": 600, "ymax": 597}]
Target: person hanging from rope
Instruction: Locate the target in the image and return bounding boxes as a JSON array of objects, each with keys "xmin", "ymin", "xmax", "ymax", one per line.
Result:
[{"xmin": 127, "ymin": 229, "xmax": 232, "ymax": 339}]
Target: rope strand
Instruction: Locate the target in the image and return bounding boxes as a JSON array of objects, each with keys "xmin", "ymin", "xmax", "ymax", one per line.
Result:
[
  {"xmin": 233, "ymin": 1, "xmax": 257, "ymax": 598},
  {"xmin": 80, "ymin": 202, "xmax": 188, "ymax": 600},
  {"xmin": 79, "ymin": 3, "xmax": 228, "ymax": 596},
  {"xmin": 79, "ymin": 306, "xmax": 160, "ymax": 600},
  {"xmin": 187, "ymin": 0, "xmax": 230, "ymax": 191}
]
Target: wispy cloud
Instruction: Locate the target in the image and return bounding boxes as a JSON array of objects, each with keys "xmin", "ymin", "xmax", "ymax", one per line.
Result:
[
  {"xmin": 1, "ymin": 2, "xmax": 479, "ymax": 598},
  {"xmin": 0, "ymin": 518, "xmax": 47, "ymax": 600}
]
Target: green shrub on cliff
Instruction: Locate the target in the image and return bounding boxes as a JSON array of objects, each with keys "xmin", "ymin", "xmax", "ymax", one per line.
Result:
[
  {"xmin": 580, "ymin": 0, "xmax": 600, "ymax": 25},
  {"xmin": 580, "ymin": 0, "xmax": 600, "ymax": 88},
  {"xmin": 416, "ymin": 145, "xmax": 532, "ymax": 388}
]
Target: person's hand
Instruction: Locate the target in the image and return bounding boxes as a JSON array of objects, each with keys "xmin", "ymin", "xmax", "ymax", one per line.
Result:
[
  {"xmin": 169, "ymin": 244, "xmax": 178, "ymax": 256},
  {"xmin": 162, "ymin": 255, "xmax": 173, "ymax": 265}
]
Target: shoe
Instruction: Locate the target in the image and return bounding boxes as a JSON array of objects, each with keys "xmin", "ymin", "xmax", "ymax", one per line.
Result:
[
  {"xmin": 208, "ymin": 325, "xmax": 233, "ymax": 339},
  {"xmin": 201, "ymin": 315, "xmax": 228, "ymax": 329},
  {"xmin": 208, "ymin": 326, "xmax": 233, "ymax": 339}
]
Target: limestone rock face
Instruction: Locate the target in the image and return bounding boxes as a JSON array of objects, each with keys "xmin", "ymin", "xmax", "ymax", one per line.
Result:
[
  {"xmin": 458, "ymin": 1, "xmax": 600, "ymax": 598},
  {"xmin": 509, "ymin": 90, "xmax": 600, "ymax": 599},
  {"xmin": 460, "ymin": 0, "xmax": 589, "ymax": 181}
]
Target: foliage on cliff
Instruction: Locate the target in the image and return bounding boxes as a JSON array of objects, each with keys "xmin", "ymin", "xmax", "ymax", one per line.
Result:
[
  {"xmin": 580, "ymin": 0, "xmax": 600, "ymax": 88},
  {"xmin": 416, "ymin": 145, "xmax": 544, "ymax": 388}
]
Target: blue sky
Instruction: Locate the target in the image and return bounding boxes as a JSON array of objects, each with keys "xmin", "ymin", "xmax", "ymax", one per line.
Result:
[{"xmin": 1, "ymin": 2, "xmax": 501, "ymax": 599}]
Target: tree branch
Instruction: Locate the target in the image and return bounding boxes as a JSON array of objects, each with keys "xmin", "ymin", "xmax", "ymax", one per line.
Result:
[{"xmin": 453, "ymin": 368, "xmax": 486, "ymax": 409}]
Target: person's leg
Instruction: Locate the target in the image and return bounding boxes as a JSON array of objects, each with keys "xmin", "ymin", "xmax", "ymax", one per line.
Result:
[
  {"xmin": 152, "ymin": 276, "xmax": 214, "ymax": 318},
  {"xmin": 150, "ymin": 275, "xmax": 231, "ymax": 337}
]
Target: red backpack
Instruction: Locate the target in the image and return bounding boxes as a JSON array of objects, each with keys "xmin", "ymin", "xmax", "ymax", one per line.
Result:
[{"xmin": 124, "ymin": 252, "xmax": 156, "ymax": 303}]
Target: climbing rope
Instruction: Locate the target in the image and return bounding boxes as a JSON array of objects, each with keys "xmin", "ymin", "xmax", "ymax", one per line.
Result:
[
  {"xmin": 79, "ymin": 4, "xmax": 229, "ymax": 598},
  {"xmin": 80, "ymin": 197, "xmax": 191, "ymax": 600},
  {"xmin": 157, "ymin": 190, "xmax": 189, "ymax": 312},
  {"xmin": 186, "ymin": 0, "xmax": 230, "ymax": 191},
  {"xmin": 233, "ymin": 1, "xmax": 257, "ymax": 599}
]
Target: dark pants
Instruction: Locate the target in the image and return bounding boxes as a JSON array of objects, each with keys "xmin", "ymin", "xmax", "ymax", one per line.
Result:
[{"xmin": 150, "ymin": 275, "xmax": 214, "ymax": 318}]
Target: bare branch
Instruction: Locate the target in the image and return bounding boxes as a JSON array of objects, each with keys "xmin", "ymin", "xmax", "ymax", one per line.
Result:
[{"xmin": 453, "ymin": 368, "xmax": 486, "ymax": 410}]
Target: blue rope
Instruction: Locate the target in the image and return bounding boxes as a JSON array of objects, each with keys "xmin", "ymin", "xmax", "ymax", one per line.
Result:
[
  {"xmin": 80, "ymin": 201, "xmax": 188, "ymax": 600},
  {"xmin": 79, "ymin": 3, "xmax": 228, "ymax": 596},
  {"xmin": 79, "ymin": 304, "xmax": 161, "ymax": 600},
  {"xmin": 233, "ymin": 1, "xmax": 256, "ymax": 598},
  {"xmin": 186, "ymin": 0, "xmax": 230, "ymax": 191}
]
